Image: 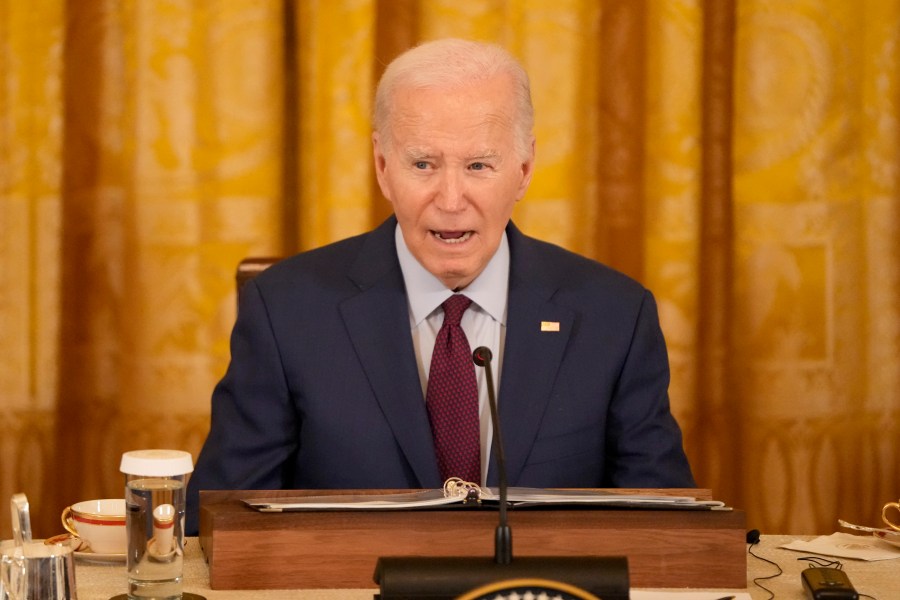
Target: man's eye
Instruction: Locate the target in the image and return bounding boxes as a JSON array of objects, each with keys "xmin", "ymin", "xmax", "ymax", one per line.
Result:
[
  {"xmin": 414, "ymin": 161, "xmax": 429, "ymax": 169},
  {"xmin": 469, "ymin": 162, "xmax": 486, "ymax": 171}
]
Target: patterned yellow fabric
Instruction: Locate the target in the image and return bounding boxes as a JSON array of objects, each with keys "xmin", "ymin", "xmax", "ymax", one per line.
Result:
[{"xmin": 1, "ymin": 0, "xmax": 898, "ymax": 539}]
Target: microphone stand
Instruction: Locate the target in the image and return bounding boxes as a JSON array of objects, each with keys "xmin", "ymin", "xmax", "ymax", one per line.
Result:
[
  {"xmin": 476, "ymin": 347, "xmax": 511, "ymax": 566},
  {"xmin": 373, "ymin": 347, "xmax": 630, "ymax": 600}
]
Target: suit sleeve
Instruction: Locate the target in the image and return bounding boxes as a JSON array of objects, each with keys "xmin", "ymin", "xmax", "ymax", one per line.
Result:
[
  {"xmin": 604, "ymin": 290, "xmax": 696, "ymax": 488},
  {"xmin": 185, "ymin": 279, "xmax": 299, "ymax": 534}
]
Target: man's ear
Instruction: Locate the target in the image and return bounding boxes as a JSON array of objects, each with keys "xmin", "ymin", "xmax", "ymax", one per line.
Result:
[
  {"xmin": 372, "ymin": 132, "xmax": 391, "ymax": 201},
  {"xmin": 515, "ymin": 138, "xmax": 536, "ymax": 201}
]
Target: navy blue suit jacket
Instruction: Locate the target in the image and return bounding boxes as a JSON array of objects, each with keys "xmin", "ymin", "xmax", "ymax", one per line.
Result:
[{"xmin": 186, "ymin": 217, "xmax": 694, "ymax": 534}]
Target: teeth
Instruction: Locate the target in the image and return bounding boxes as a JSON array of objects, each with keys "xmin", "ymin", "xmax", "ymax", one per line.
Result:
[{"xmin": 433, "ymin": 231, "xmax": 472, "ymax": 244}]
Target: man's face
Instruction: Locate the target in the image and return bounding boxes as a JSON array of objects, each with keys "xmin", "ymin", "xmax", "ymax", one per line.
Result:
[{"xmin": 373, "ymin": 74, "xmax": 535, "ymax": 291}]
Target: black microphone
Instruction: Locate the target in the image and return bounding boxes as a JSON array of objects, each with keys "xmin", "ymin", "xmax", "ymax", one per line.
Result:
[
  {"xmin": 472, "ymin": 346, "xmax": 511, "ymax": 565},
  {"xmin": 373, "ymin": 346, "xmax": 630, "ymax": 600}
]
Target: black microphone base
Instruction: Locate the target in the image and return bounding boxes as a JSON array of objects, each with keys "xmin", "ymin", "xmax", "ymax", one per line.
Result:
[{"xmin": 374, "ymin": 555, "xmax": 629, "ymax": 600}]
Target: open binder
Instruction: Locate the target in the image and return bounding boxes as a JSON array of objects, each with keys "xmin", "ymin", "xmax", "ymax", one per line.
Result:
[{"xmin": 242, "ymin": 477, "xmax": 728, "ymax": 513}]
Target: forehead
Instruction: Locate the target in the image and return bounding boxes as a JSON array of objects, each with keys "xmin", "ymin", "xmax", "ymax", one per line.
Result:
[{"xmin": 388, "ymin": 76, "xmax": 518, "ymax": 148}]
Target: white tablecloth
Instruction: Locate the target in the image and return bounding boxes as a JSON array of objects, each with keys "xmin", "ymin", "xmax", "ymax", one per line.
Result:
[{"xmin": 73, "ymin": 535, "xmax": 900, "ymax": 600}]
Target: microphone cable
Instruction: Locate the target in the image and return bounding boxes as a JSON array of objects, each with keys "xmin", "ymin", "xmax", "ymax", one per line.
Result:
[{"xmin": 746, "ymin": 529, "xmax": 781, "ymax": 600}]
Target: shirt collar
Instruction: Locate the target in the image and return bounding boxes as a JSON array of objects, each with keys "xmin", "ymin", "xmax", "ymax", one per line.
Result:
[{"xmin": 395, "ymin": 224, "xmax": 509, "ymax": 327}]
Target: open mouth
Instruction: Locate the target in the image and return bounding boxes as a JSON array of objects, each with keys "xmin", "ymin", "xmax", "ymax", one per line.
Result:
[{"xmin": 431, "ymin": 230, "xmax": 473, "ymax": 244}]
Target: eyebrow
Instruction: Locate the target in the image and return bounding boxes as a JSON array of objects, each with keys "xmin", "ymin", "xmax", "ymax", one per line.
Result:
[
  {"xmin": 404, "ymin": 147, "xmax": 433, "ymax": 161},
  {"xmin": 402, "ymin": 148, "xmax": 502, "ymax": 161},
  {"xmin": 469, "ymin": 150, "xmax": 501, "ymax": 160}
]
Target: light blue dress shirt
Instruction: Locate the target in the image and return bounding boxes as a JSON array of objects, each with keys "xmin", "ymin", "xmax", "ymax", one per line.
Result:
[{"xmin": 394, "ymin": 225, "xmax": 508, "ymax": 484}]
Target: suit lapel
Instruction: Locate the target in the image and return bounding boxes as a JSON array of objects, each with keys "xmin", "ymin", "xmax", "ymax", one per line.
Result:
[
  {"xmin": 339, "ymin": 218, "xmax": 443, "ymax": 488},
  {"xmin": 337, "ymin": 219, "xmax": 573, "ymax": 489},
  {"xmin": 493, "ymin": 225, "xmax": 574, "ymax": 485}
]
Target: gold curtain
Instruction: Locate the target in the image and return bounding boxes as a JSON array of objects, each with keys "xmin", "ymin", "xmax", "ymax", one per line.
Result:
[{"xmin": 1, "ymin": 0, "xmax": 898, "ymax": 539}]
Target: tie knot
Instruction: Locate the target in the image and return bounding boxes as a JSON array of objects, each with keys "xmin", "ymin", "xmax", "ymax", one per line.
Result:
[{"xmin": 441, "ymin": 294, "xmax": 472, "ymax": 326}]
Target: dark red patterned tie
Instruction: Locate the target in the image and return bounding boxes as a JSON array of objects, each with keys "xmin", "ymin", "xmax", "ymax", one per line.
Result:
[{"xmin": 426, "ymin": 294, "xmax": 481, "ymax": 483}]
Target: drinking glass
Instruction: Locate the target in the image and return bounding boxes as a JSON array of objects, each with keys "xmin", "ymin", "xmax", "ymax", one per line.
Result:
[{"xmin": 120, "ymin": 450, "xmax": 193, "ymax": 600}]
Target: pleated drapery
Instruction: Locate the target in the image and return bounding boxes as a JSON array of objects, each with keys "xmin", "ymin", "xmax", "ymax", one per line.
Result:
[{"xmin": 2, "ymin": 0, "xmax": 898, "ymax": 538}]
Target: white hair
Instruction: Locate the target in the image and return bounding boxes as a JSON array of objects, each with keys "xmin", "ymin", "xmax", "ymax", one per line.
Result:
[{"xmin": 373, "ymin": 38, "xmax": 534, "ymax": 159}]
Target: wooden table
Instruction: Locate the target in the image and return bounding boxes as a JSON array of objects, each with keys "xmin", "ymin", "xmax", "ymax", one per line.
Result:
[{"xmin": 199, "ymin": 488, "xmax": 746, "ymax": 590}]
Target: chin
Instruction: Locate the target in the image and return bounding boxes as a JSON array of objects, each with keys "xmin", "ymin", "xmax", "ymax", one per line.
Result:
[
  {"xmin": 421, "ymin": 252, "xmax": 481, "ymax": 288},
  {"xmin": 427, "ymin": 264, "xmax": 467, "ymax": 288}
]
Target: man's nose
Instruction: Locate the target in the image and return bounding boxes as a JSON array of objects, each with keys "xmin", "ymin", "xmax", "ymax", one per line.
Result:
[{"xmin": 434, "ymin": 170, "xmax": 467, "ymax": 211}]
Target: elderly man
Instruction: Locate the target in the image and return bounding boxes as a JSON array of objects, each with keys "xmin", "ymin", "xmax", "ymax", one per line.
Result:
[{"xmin": 186, "ymin": 38, "xmax": 694, "ymax": 535}]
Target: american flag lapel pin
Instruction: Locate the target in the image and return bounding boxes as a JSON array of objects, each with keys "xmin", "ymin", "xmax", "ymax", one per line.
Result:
[{"xmin": 540, "ymin": 321, "xmax": 560, "ymax": 332}]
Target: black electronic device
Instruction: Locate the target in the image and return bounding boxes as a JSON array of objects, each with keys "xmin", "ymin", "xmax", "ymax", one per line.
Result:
[
  {"xmin": 801, "ymin": 567, "xmax": 858, "ymax": 600},
  {"xmin": 373, "ymin": 347, "xmax": 630, "ymax": 600},
  {"xmin": 746, "ymin": 528, "xmax": 760, "ymax": 544}
]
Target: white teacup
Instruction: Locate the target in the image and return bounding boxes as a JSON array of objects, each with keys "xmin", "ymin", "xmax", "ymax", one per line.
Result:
[{"xmin": 61, "ymin": 499, "xmax": 126, "ymax": 554}]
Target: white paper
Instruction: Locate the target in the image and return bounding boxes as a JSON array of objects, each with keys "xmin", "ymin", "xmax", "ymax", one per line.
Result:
[
  {"xmin": 631, "ymin": 592, "xmax": 751, "ymax": 600},
  {"xmin": 781, "ymin": 532, "xmax": 900, "ymax": 561}
]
